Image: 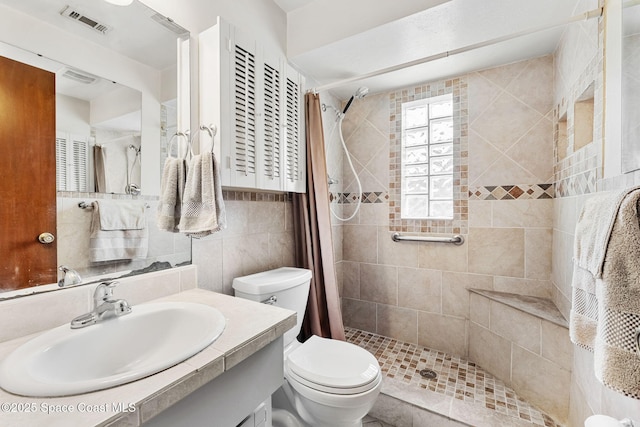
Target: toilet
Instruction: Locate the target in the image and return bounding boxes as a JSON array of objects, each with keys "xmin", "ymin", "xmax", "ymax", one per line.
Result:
[{"xmin": 233, "ymin": 267, "xmax": 382, "ymax": 427}]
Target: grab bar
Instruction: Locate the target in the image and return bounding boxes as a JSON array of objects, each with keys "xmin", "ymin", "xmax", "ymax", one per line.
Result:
[{"xmin": 391, "ymin": 232, "xmax": 464, "ymax": 245}]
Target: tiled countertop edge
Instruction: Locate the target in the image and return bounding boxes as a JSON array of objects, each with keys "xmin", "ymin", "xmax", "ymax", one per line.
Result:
[{"xmin": 0, "ymin": 289, "xmax": 296, "ymax": 427}]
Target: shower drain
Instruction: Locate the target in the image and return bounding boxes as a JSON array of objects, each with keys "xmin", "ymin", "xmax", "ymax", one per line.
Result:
[{"xmin": 419, "ymin": 369, "xmax": 438, "ymax": 380}]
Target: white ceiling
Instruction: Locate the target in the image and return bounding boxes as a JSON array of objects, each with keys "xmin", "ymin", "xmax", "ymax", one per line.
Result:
[
  {"xmin": 284, "ymin": 0, "xmax": 591, "ymax": 99},
  {"xmin": 0, "ymin": 0, "xmax": 184, "ymax": 71}
]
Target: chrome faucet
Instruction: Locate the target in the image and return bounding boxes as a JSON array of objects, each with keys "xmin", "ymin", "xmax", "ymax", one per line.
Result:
[
  {"xmin": 70, "ymin": 281, "xmax": 132, "ymax": 329},
  {"xmin": 58, "ymin": 265, "xmax": 82, "ymax": 287}
]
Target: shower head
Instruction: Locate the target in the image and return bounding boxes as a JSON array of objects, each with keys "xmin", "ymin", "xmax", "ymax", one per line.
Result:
[
  {"xmin": 354, "ymin": 86, "xmax": 369, "ymax": 99},
  {"xmin": 342, "ymin": 86, "xmax": 369, "ymax": 115}
]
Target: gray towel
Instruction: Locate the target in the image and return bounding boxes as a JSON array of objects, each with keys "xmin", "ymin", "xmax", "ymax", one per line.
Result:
[
  {"xmin": 570, "ymin": 186, "xmax": 640, "ymax": 398},
  {"xmin": 156, "ymin": 157, "xmax": 186, "ymax": 232},
  {"xmin": 178, "ymin": 151, "xmax": 226, "ymax": 238},
  {"xmin": 89, "ymin": 201, "xmax": 149, "ymax": 262}
]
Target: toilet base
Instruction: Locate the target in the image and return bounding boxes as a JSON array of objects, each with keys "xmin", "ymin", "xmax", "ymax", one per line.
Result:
[{"xmin": 272, "ymin": 383, "xmax": 366, "ymax": 427}]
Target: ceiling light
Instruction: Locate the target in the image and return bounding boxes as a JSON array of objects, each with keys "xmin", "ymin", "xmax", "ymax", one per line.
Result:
[{"xmin": 104, "ymin": 0, "xmax": 134, "ymax": 6}]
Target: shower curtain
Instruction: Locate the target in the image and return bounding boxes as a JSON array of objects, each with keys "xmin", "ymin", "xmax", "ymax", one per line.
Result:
[{"xmin": 293, "ymin": 92, "xmax": 345, "ymax": 341}]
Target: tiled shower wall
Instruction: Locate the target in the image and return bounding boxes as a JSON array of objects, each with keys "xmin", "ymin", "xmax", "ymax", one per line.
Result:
[
  {"xmin": 334, "ymin": 55, "xmax": 555, "ymax": 359},
  {"xmin": 552, "ymin": 0, "xmax": 640, "ymax": 425}
]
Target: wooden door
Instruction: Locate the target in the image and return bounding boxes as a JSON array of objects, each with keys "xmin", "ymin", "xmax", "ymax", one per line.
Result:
[{"xmin": 0, "ymin": 55, "xmax": 57, "ymax": 290}]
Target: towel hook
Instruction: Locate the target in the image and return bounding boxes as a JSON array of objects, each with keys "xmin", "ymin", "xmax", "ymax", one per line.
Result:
[
  {"xmin": 199, "ymin": 124, "xmax": 217, "ymax": 153},
  {"xmin": 167, "ymin": 131, "xmax": 190, "ymax": 159}
]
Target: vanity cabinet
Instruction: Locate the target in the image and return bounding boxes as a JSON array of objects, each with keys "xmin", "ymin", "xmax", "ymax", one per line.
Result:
[{"xmin": 199, "ymin": 18, "xmax": 306, "ymax": 193}]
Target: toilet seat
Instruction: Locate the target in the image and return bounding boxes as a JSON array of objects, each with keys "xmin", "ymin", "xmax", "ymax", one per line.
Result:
[{"xmin": 286, "ymin": 335, "xmax": 381, "ymax": 395}]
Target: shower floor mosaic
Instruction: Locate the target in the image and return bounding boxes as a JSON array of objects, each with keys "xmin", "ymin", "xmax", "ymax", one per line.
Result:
[{"xmin": 345, "ymin": 327, "xmax": 562, "ymax": 427}]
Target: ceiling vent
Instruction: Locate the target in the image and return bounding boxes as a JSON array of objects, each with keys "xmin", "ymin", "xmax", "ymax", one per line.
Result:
[
  {"xmin": 61, "ymin": 68, "xmax": 99, "ymax": 85},
  {"xmin": 150, "ymin": 13, "xmax": 188, "ymax": 36},
  {"xmin": 60, "ymin": 5, "xmax": 111, "ymax": 35}
]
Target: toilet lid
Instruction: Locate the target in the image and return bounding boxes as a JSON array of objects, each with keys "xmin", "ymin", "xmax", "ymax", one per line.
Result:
[{"xmin": 286, "ymin": 336, "xmax": 380, "ymax": 392}]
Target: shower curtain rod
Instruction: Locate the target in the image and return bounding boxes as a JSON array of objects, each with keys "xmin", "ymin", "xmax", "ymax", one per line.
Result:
[{"xmin": 309, "ymin": 6, "xmax": 603, "ymax": 94}]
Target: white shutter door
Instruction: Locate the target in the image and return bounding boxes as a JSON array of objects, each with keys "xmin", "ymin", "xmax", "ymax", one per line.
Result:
[
  {"xmin": 283, "ymin": 67, "xmax": 305, "ymax": 193},
  {"xmin": 232, "ymin": 36, "xmax": 258, "ymax": 188},
  {"xmin": 259, "ymin": 53, "xmax": 283, "ymax": 191},
  {"xmin": 56, "ymin": 132, "xmax": 68, "ymax": 191},
  {"xmin": 70, "ymin": 135, "xmax": 89, "ymax": 192}
]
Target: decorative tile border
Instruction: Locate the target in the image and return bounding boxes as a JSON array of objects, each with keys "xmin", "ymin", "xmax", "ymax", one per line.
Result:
[
  {"xmin": 468, "ymin": 184, "xmax": 554, "ymax": 201},
  {"xmin": 222, "ymin": 190, "xmax": 289, "ymax": 202},
  {"xmin": 329, "ymin": 192, "xmax": 389, "ymax": 204},
  {"xmin": 388, "ymin": 78, "xmax": 469, "ymax": 234}
]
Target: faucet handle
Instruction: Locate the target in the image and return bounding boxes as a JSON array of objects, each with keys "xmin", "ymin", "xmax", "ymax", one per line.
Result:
[{"xmin": 94, "ymin": 281, "xmax": 119, "ymax": 304}]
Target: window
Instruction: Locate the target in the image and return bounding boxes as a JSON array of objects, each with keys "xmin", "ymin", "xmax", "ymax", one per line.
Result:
[
  {"xmin": 401, "ymin": 94, "xmax": 454, "ymax": 219},
  {"xmin": 389, "ymin": 79, "xmax": 468, "ymax": 234}
]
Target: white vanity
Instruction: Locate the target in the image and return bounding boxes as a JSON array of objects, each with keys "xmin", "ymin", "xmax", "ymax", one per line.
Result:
[{"xmin": 0, "ymin": 266, "xmax": 296, "ymax": 427}]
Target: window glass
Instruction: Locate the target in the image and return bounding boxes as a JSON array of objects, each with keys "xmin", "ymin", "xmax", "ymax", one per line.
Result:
[{"xmin": 401, "ymin": 94, "xmax": 454, "ymax": 219}]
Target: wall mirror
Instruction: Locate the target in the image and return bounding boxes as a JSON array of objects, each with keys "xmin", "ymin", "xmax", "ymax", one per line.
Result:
[
  {"xmin": 622, "ymin": 1, "xmax": 640, "ymax": 173},
  {"xmin": 0, "ymin": 0, "xmax": 191, "ymax": 297}
]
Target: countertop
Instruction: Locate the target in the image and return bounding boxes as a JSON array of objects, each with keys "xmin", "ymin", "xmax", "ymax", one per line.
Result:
[{"xmin": 0, "ymin": 289, "xmax": 296, "ymax": 427}]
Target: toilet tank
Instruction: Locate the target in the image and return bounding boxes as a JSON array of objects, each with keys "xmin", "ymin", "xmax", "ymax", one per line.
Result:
[{"xmin": 232, "ymin": 267, "xmax": 312, "ymax": 347}]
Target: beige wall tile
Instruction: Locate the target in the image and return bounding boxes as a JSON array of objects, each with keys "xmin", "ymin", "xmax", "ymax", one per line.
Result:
[
  {"xmin": 506, "ymin": 56, "xmax": 554, "ymax": 116},
  {"xmin": 511, "ymin": 345, "xmax": 570, "ymax": 423},
  {"xmin": 471, "ymin": 92, "xmax": 543, "ymax": 153},
  {"xmin": 490, "ymin": 302, "xmax": 541, "ymax": 354},
  {"xmin": 442, "ymin": 272, "xmax": 493, "ymax": 318},
  {"xmin": 342, "ymin": 297, "xmax": 376, "ymax": 333},
  {"xmin": 469, "ymin": 293, "xmax": 491, "ymax": 328},
  {"xmin": 468, "ymin": 227, "xmax": 525, "ymax": 277},
  {"xmin": 525, "ymin": 228, "xmax": 553, "ymax": 280},
  {"xmin": 505, "ymin": 117, "xmax": 554, "ymax": 182},
  {"xmin": 343, "ymin": 224, "xmax": 378, "ymax": 263},
  {"xmin": 468, "ymin": 322, "xmax": 512, "ymax": 385},
  {"xmin": 378, "ymin": 227, "xmax": 419, "ymax": 267},
  {"xmin": 342, "ymin": 261, "xmax": 361, "ymax": 299},
  {"xmin": 468, "ymin": 200, "xmax": 492, "ymax": 227},
  {"xmin": 492, "ymin": 199, "xmax": 553, "ymax": 228},
  {"xmin": 398, "ymin": 267, "xmax": 442, "ymax": 312},
  {"xmin": 418, "ymin": 241, "xmax": 468, "ymax": 273},
  {"xmin": 358, "ymin": 203, "xmax": 389, "ymax": 226},
  {"xmin": 541, "ymin": 322, "xmax": 573, "ymax": 371},
  {"xmin": 493, "ymin": 276, "xmax": 551, "ymax": 298},
  {"xmin": 193, "ymin": 238, "xmax": 223, "ymax": 293},
  {"xmin": 221, "ymin": 233, "xmax": 271, "ymax": 294},
  {"xmin": 418, "ymin": 312, "xmax": 467, "ymax": 357},
  {"xmin": 377, "ymin": 304, "xmax": 418, "ymax": 344},
  {"xmin": 360, "ymin": 263, "xmax": 398, "ymax": 305}
]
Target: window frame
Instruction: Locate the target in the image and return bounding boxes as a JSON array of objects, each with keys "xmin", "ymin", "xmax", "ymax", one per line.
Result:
[
  {"xmin": 388, "ymin": 79, "xmax": 468, "ymax": 235},
  {"xmin": 400, "ymin": 94, "xmax": 454, "ymax": 220}
]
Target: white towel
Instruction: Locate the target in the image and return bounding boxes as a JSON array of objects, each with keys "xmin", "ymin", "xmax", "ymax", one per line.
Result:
[
  {"xmin": 178, "ymin": 151, "xmax": 226, "ymax": 238},
  {"xmin": 570, "ymin": 186, "xmax": 640, "ymax": 398},
  {"xmin": 98, "ymin": 200, "xmax": 146, "ymax": 230},
  {"xmin": 89, "ymin": 201, "xmax": 149, "ymax": 262},
  {"xmin": 157, "ymin": 157, "xmax": 187, "ymax": 232}
]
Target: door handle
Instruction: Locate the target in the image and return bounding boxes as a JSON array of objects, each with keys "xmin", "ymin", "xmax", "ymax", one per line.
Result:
[{"xmin": 38, "ymin": 232, "xmax": 55, "ymax": 244}]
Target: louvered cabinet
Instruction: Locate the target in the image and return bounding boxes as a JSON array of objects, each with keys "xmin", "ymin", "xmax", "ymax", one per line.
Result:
[
  {"xmin": 199, "ymin": 17, "xmax": 306, "ymax": 193},
  {"xmin": 56, "ymin": 131, "xmax": 90, "ymax": 191}
]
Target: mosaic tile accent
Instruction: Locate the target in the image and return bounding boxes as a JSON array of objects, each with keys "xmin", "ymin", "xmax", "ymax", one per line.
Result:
[
  {"xmin": 346, "ymin": 327, "xmax": 562, "ymax": 427},
  {"xmin": 388, "ymin": 79, "xmax": 469, "ymax": 234},
  {"xmin": 329, "ymin": 192, "xmax": 389, "ymax": 204},
  {"xmin": 221, "ymin": 190, "xmax": 289, "ymax": 202},
  {"xmin": 553, "ymin": 51, "xmax": 603, "ymax": 198},
  {"xmin": 468, "ymin": 184, "xmax": 554, "ymax": 201}
]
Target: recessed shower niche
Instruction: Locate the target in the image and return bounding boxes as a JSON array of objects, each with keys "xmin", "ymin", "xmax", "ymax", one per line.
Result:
[{"xmin": 573, "ymin": 83, "xmax": 595, "ymax": 152}]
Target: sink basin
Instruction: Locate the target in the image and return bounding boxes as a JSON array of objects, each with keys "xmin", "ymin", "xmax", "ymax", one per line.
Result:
[{"xmin": 0, "ymin": 301, "xmax": 226, "ymax": 397}]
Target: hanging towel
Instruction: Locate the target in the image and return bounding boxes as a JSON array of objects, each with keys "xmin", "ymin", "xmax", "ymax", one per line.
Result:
[
  {"xmin": 89, "ymin": 200, "xmax": 149, "ymax": 262},
  {"xmin": 570, "ymin": 186, "xmax": 640, "ymax": 398},
  {"xmin": 157, "ymin": 157, "xmax": 187, "ymax": 232},
  {"xmin": 179, "ymin": 151, "xmax": 226, "ymax": 238}
]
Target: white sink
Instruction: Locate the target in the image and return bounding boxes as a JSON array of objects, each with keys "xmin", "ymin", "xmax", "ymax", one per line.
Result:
[{"xmin": 0, "ymin": 301, "xmax": 226, "ymax": 397}]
